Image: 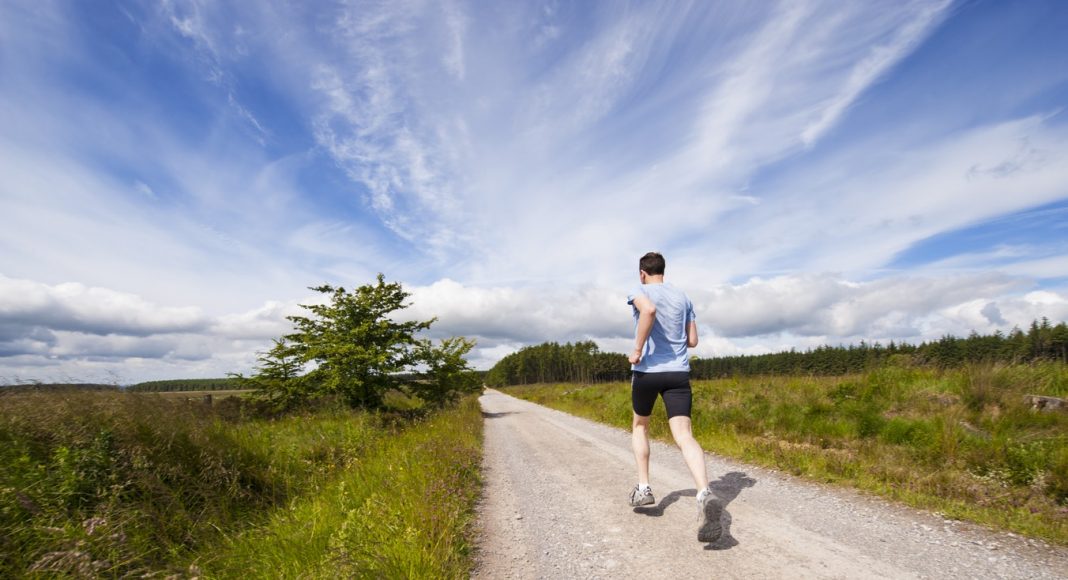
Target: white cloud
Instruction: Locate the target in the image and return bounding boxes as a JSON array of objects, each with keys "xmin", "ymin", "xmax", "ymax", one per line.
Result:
[
  {"xmin": 696, "ymin": 273, "xmax": 1026, "ymax": 338},
  {"xmin": 441, "ymin": 0, "xmax": 467, "ymax": 80},
  {"xmin": 211, "ymin": 300, "xmax": 303, "ymax": 340},
  {"xmin": 0, "ymin": 275, "xmax": 207, "ymax": 337},
  {"xmin": 423, "ymin": 1, "xmax": 964, "ymax": 287},
  {"xmin": 1001, "ymin": 255, "xmax": 1068, "ymax": 279},
  {"xmin": 662, "ymin": 113, "xmax": 1068, "ymax": 291},
  {"xmin": 0, "ymin": 275, "xmax": 293, "ymax": 382},
  {"xmin": 800, "ymin": 0, "xmax": 952, "ymax": 146},
  {"xmin": 2, "ymin": 268, "xmax": 1065, "ymax": 382},
  {"xmin": 401, "ymin": 278, "xmax": 630, "ymax": 342},
  {"xmin": 401, "ymin": 272, "xmax": 1064, "ymax": 364}
]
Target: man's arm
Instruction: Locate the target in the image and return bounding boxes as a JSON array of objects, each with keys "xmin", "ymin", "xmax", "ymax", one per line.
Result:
[
  {"xmin": 687, "ymin": 320, "xmax": 698, "ymax": 348},
  {"xmin": 629, "ymin": 294, "xmax": 656, "ymax": 364}
]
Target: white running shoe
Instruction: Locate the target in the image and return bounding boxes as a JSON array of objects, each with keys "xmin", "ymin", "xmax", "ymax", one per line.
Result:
[
  {"xmin": 697, "ymin": 486, "xmax": 722, "ymax": 543},
  {"xmin": 629, "ymin": 485, "xmax": 655, "ymax": 507}
]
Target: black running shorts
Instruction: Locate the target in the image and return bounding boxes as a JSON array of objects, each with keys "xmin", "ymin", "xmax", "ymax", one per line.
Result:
[{"xmin": 631, "ymin": 371, "xmax": 692, "ymax": 418}]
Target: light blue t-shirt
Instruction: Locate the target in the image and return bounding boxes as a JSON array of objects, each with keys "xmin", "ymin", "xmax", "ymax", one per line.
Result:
[{"xmin": 627, "ymin": 282, "xmax": 695, "ymax": 373}]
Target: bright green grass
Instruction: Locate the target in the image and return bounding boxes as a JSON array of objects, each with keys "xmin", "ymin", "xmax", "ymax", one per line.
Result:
[
  {"xmin": 201, "ymin": 396, "xmax": 483, "ymax": 579},
  {"xmin": 506, "ymin": 363, "xmax": 1068, "ymax": 545},
  {"xmin": 0, "ymin": 390, "xmax": 482, "ymax": 578}
]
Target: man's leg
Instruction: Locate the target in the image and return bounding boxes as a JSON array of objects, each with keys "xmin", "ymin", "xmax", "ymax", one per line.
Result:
[
  {"xmin": 670, "ymin": 418, "xmax": 721, "ymax": 544},
  {"xmin": 667, "ymin": 415, "xmax": 708, "ymax": 491},
  {"xmin": 632, "ymin": 413, "xmax": 652, "ymax": 485},
  {"xmin": 669, "ymin": 414, "xmax": 722, "ymax": 542},
  {"xmin": 629, "ymin": 413, "xmax": 655, "ymax": 506},
  {"xmin": 660, "ymin": 373, "xmax": 708, "ymax": 491}
]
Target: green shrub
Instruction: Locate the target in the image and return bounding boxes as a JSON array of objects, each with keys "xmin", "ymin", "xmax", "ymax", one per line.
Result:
[
  {"xmin": 1047, "ymin": 446, "xmax": 1068, "ymax": 504},
  {"xmin": 880, "ymin": 418, "xmax": 934, "ymax": 447}
]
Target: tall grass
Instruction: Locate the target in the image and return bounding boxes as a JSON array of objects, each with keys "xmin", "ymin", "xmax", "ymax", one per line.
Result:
[
  {"xmin": 0, "ymin": 389, "xmax": 483, "ymax": 578},
  {"xmin": 1, "ymin": 390, "xmax": 275, "ymax": 577},
  {"xmin": 202, "ymin": 396, "xmax": 483, "ymax": 578},
  {"xmin": 507, "ymin": 363, "xmax": 1068, "ymax": 544}
]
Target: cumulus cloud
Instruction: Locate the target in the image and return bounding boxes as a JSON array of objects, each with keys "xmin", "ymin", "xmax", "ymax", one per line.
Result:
[
  {"xmin": 402, "ymin": 278, "xmax": 631, "ymax": 342},
  {"xmin": 696, "ymin": 273, "xmax": 1026, "ymax": 338},
  {"xmin": 211, "ymin": 300, "xmax": 304, "ymax": 340},
  {"xmin": 49, "ymin": 333, "xmax": 212, "ymax": 362},
  {"xmin": 2, "ymin": 269, "xmax": 1066, "ymax": 381},
  {"xmin": 0, "ymin": 276, "xmax": 288, "ymax": 380},
  {"xmin": 0, "ymin": 275, "xmax": 207, "ymax": 337},
  {"xmin": 400, "ymin": 273, "xmax": 1066, "ymax": 368}
]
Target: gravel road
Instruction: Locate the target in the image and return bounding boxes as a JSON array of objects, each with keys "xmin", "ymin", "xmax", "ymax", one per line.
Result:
[{"xmin": 472, "ymin": 389, "xmax": 1068, "ymax": 579}]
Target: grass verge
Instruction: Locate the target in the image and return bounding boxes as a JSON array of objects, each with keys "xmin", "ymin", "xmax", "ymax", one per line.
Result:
[
  {"xmin": 505, "ymin": 363, "xmax": 1068, "ymax": 545},
  {"xmin": 201, "ymin": 396, "xmax": 483, "ymax": 578},
  {"xmin": 0, "ymin": 389, "xmax": 483, "ymax": 578}
]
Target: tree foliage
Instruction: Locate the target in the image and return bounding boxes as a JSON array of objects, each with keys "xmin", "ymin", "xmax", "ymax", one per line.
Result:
[
  {"xmin": 484, "ymin": 341, "xmax": 630, "ymax": 387},
  {"xmin": 126, "ymin": 378, "xmax": 244, "ymax": 392},
  {"xmin": 245, "ymin": 275, "xmax": 479, "ymax": 410},
  {"xmin": 407, "ymin": 336, "xmax": 482, "ymax": 408},
  {"xmin": 242, "ymin": 338, "xmax": 308, "ymax": 409},
  {"xmin": 690, "ymin": 318, "xmax": 1068, "ymax": 378}
]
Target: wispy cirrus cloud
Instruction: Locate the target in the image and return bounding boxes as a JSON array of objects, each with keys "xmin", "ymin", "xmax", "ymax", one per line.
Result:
[
  {"xmin": 437, "ymin": 0, "xmax": 959, "ymax": 285},
  {"xmin": 161, "ymin": 0, "xmax": 270, "ymax": 141},
  {"xmin": 799, "ymin": 0, "xmax": 953, "ymax": 146}
]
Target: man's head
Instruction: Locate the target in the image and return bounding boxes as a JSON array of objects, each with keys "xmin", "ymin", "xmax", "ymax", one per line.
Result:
[{"xmin": 639, "ymin": 252, "xmax": 665, "ymax": 277}]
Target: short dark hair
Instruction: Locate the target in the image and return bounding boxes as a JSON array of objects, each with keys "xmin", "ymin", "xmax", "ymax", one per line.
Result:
[{"xmin": 639, "ymin": 252, "xmax": 665, "ymax": 275}]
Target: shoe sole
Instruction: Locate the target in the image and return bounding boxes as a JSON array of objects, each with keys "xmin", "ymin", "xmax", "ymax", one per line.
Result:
[
  {"xmin": 698, "ymin": 497, "xmax": 723, "ymax": 543},
  {"xmin": 630, "ymin": 495, "xmax": 655, "ymax": 507}
]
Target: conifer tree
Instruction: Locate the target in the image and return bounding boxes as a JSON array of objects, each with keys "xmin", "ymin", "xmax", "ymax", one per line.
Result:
[{"xmin": 248, "ymin": 274, "xmax": 478, "ymax": 409}]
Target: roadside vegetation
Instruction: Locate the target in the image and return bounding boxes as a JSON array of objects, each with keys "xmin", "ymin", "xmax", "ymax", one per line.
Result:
[
  {"xmin": 203, "ymin": 396, "xmax": 482, "ymax": 578},
  {"xmin": 506, "ymin": 363, "xmax": 1068, "ymax": 545},
  {"xmin": 0, "ymin": 388, "xmax": 483, "ymax": 578},
  {"xmin": 1, "ymin": 274, "xmax": 485, "ymax": 578}
]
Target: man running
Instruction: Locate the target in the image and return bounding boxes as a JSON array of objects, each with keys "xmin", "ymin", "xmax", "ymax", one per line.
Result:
[{"xmin": 626, "ymin": 252, "xmax": 720, "ymax": 543}]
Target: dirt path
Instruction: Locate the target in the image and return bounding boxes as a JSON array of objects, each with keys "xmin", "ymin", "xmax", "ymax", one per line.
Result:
[{"xmin": 472, "ymin": 389, "xmax": 1068, "ymax": 579}]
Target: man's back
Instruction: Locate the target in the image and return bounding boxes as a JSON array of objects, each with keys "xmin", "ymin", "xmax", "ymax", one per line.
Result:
[{"xmin": 628, "ymin": 282, "xmax": 695, "ymax": 373}]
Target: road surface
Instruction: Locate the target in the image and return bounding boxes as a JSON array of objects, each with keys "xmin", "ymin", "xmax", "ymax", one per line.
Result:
[{"xmin": 473, "ymin": 389, "xmax": 1068, "ymax": 579}]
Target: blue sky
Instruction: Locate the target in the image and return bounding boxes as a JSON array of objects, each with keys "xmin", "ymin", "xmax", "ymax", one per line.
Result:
[{"xmin": 2, "ymin": 0, "xmax": 1067, "ymax": 383}]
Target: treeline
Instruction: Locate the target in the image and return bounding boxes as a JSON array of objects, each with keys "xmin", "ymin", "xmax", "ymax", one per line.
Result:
[
  {"xmin": 486, "ymin": 318, "xmax": 1068, "ymax": 385},
  {"xmin": 127, "ymin": 378, "xmax": 245, "ymax": 392},
  {"xmin": 693, "ymin": 318, "xmax": 1068, "ymax": 378},
  {"xmin": 483, "ymin": 341, "xmax": 631, "ymax": 387}
]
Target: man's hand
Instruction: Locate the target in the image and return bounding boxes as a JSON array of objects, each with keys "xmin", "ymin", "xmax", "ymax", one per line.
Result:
[{"xmin": 628, "ymin": 348, "xmax": 642, "ymax": 365}]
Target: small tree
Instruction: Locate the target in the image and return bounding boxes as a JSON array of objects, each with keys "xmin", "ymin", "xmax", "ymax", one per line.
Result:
[
  {"xmin": 409, "ymin": 337, "xmax": 482, "ymax": 407},
  {"xmin": 258, "ymin": 274, "xmax": 477, "ymax": 409},
  {"xmin": 246, "ymin": 338, "xmax": 310, "ymax": 409}
]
